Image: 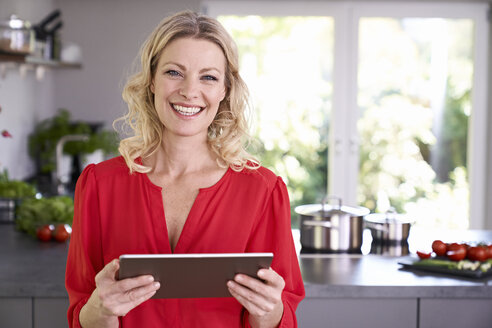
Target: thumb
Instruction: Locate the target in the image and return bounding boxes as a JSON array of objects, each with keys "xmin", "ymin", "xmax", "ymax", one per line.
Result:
[
  {"xmin": 111, "ymin": 259, "xmax": 120, "ymax": 280},
  {"xmin": 100, "ymin": 259, "xmax": 120, "ymax": 281}
]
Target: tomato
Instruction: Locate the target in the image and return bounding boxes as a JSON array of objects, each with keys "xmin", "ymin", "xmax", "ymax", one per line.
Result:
[
  {"xmin": 36, "ymin": 224, "xmax": 54, "ymax": 242},
  {"xmin": 53, "ymin": 224, "xmax": 72, "ymax": 242},
  {"xmin": 468, "ymin": 246, "xmax": 488, "ymax": 261},
  {"xmin": 417, "ymin": 251, "xmax": 432, "ymax": 259},
  {"xmin": 486, "ymin": 245, "xmax": 492, "ymax": 259},
  {"xmin": 446, "ymin": 243, "xmax": 467, "ymax": 261},
  {"xmin": 432, "ymin": 240, "xmax": 447, "ymax": 256}
]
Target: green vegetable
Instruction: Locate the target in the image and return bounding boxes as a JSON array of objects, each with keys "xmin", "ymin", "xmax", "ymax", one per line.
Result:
[
  {"xmin": 0, "ymin": 181, "xmax": 37, "ymax": 199},
  {"xmin": 15, "ymin": 196, "xmax": 74, "ymax": 237},
  {"xmin": 480, "ymin": 262, "xmax": 491, "ymax": 273},
  {"xmin": 414, "ymin": 258, "xmax": 459, "ymax": 270},
  {"xmin": 415, "ymin": 258, "xmax": 492, "ymax": 272},
  {"xmin": 0, "ymin": 169, "xmax": 37, "ymax": 199}
]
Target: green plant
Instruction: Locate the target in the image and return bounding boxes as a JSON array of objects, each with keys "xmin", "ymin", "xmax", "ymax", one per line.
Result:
[
  {"xmin": 15, "ymin": 196, "xmax": 74, "ymax": 237},
  {"xmin": 28, "ymin": 109, "xmax": 119, "ymax": 173},
  {"xmin": 0, "ymin": 169, "xmax": 37, "ymax": 199}
]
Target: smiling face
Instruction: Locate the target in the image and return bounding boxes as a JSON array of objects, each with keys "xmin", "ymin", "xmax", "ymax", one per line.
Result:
[{"xmin": 151, "ymin": 37, "xmax": 227, "ymax": 141}]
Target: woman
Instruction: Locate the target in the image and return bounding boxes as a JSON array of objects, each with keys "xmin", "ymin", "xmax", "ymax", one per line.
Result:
[{"xmin": 65, "ymin": 10, "xmax": 304, "ymax": 328}]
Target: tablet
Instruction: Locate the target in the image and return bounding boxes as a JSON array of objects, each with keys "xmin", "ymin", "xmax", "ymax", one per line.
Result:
[{"xmin": 118, "ymin": 253, "xmax": 274, "ymax": 299}]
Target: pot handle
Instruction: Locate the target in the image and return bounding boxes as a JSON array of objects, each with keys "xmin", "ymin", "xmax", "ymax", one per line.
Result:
[
  {"xmin": 303, "ymin": 220, "xmax": 337, "ymax": 229},
  {"xmin": 364, "ymin": 221, "xmax": 389, "ymax": 232},
  {"xmin": 322, "ymin": 195, "xmax": 342, "ymax": 212}
]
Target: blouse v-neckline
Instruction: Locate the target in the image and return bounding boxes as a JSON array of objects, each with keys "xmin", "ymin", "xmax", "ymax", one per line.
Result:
[{"xmin": 140, "ymin": 167, "xmax": 233, "ymax": 253}]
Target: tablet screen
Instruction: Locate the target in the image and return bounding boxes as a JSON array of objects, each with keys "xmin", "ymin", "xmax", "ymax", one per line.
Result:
[{"xmin": 118, "ymin": 253, "xmax": 273, "ymax": 298}]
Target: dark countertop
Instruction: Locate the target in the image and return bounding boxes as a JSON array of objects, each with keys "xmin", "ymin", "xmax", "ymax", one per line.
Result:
[
  {"xmin": 299, "ymin": 227, "xmax": 492, "ymax": 298},
  {"xmin": 300, "ymin": 254, "xmax": 491, "ymax": 298},
  {"xmin": 1, "ymin": 224, "xmax": 491, "ymax": 299},
  {"xmin": 0, "ymin": 224, "xmax": 69, "ymax": 297}
]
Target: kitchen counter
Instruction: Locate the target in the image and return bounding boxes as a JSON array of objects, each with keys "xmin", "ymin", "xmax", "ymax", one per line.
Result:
[
  {"xmin": 296, "ymin": 227, "xmax": 492, "ymax": 328},
  {"xmin": 0, "ymin": 224, "xmax": 68, "ymax": 298},
  {"xmin": 2, "ymin": 225, "xmax": 491, "ymax": 299},
  {"xmin": 1, "ymin": 224, "xmax": 492, "ymax": 328},
  {"xmin": 301, "ymin": 254, "xmax": 491, "ymax": 299},
  {"xmin": 299, "ymin": 227, "xmax": 492, "ymax": 299}
]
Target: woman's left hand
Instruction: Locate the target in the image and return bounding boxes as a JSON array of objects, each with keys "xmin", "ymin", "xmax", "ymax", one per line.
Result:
[{"xmin": 227, "ymin": 268, "xmax": 285, "ymax": 328}]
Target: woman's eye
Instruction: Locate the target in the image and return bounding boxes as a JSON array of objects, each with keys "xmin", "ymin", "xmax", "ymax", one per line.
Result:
[
  {"xmin": 165, "ymin": 70, "xmax": 181, "ymax": 77},
  {"xmin": 202, "ymin": 75, "xmax": 218, "ymax": 81}
]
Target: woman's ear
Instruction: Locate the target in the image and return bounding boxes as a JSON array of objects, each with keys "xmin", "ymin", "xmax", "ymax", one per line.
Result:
[
  {"xmin": 220, "ymin": 86, "xmax": 227, "ymax": 102},
  {"xmin": 150, "ymin": 79, "xmax": 155, "ymax": 94}
]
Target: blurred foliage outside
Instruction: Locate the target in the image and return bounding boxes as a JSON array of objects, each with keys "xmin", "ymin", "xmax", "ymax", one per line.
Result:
[
  {"xmin": 220, "ymin": 16, "xmax": 333, "ymax": 227},
  {"xmin": 220, "ymin": 16, "xmax": 472, "ymax": 229},
  {"xmin": 358, "ymin": 18, "xmax": 472, "ymax": 229}
]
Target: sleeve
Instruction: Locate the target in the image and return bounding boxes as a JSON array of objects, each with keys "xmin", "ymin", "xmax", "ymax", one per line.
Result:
[
  {"xmin": 65, "ymin": 164, "xmax": 105, "ymax": 328},
  {"xmin": 243, "ymin": 176, "xmax": 305, "ymax": 328}
]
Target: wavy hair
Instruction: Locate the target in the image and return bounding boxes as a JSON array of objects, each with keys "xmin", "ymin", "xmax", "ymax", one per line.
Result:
[{"xmin": 116, "ymin": 10, "xmax": 259, "ymax": 173}]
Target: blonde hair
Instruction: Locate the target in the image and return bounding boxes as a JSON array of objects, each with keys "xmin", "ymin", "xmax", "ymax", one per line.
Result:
[{"xmin": 116, "ymin": 10, "xmax": 259, "ymax": 173}]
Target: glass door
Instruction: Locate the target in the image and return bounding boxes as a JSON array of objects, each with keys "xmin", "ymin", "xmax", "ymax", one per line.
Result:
[
  {"xmin": 206, "ymin": 1, "xmax": 489, "ymax": 229},
  {"xmin": 217, "ymin": 15, "xmax": 334, "ymax": 226},
  {"xmin": 352, "ymin": 4, "xmax": 489, "ymax": 229}
]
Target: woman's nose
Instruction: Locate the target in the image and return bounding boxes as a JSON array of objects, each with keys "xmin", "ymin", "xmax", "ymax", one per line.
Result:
[{"xmin": 179, "ymin": 78, "xmax": 199, "ymax": 99}]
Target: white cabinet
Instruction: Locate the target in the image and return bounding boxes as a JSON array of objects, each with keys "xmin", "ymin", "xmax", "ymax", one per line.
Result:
[
  {"xmin": 0, "ymin": 297, "xmax": 68, "ymax": 328},
  {"xmin": 296, "ymin": 298, "xmax": 417, "ymax": 328},
  {"xmin": 419, "ymin": 298, "xmax": 492, "ymax": 328},
  {"xmin": 297, "ymin": 297, "xmax": 492, "ymax": 328},
  {"xmin": 34, "ymin": 298, "xmax": 69, "ymax": 328},
  {"xmin": 0, "ymin": 298, "xmax": 32, "ymax": 327}
]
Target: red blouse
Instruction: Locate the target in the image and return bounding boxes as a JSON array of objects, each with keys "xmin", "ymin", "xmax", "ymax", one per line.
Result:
[{"xmin": 66, "ymin": 156, "xmax": 305, "ymax": 327}]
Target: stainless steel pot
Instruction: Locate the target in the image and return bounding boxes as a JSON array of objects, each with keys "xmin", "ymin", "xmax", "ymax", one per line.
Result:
[
  {"xmin": 364, "ymin": 209, "xmax": 414, "ymax": 243},
  {"xmin": 0, "ymin": 15, "xmax": 34, "ymax": 55},
  {"xmin": 0, "ymin": 198, "xmax": 19, "ymax": 223},
  {"xmin": 295, "ymin": 196, "xmax": 370, "ymax": 253}
]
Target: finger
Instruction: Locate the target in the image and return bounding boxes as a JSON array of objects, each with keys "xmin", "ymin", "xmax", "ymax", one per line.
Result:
[
  {"xmin": 227, "ymin": 280, "xmax": 273, "ymax": 313},
  {"xmin": 234, "ymin": 274, "xmax": 272, "ymax": 299},
  {"xmin": 122, "ymin": 281, "xmax": 160, "ymax": 304},
  {"xmin": 257, "ymin": 269, "xmax": 285, "ymax": 290},
  {"xmin": 96, "ymin": 259, "xmax": 119, "ymax": 282},
  {"xmin": 117, "ymin": 275, "xmax": 156, "ymax": 294},
  {"xmin": 228, "ymin": 283, "xmax": 272, "ymax": 316},
  {"xmin": 108, "ymin": 287, "xmax": 159, "ymax": 317}
]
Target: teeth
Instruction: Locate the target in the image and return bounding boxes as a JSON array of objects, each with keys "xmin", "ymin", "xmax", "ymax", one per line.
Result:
[{"xmin": 172, "ymin": 104, "xmax": 202, "ymax": 116}]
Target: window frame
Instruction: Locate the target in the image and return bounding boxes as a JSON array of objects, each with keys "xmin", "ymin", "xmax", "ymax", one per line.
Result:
[{"xmin": 204, "ymin": 1, "xmax": 490, "ymax": 228}]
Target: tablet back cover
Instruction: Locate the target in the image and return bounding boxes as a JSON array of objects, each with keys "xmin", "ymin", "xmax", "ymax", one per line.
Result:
[{"xmin": 118, "ymin": 253, "xmax": 273, "ymax": 298}]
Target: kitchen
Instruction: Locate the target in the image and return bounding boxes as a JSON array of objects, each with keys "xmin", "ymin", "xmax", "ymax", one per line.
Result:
[{"xmin": 1, "ymin": 0, "xmax": 492, "ymax": 327}]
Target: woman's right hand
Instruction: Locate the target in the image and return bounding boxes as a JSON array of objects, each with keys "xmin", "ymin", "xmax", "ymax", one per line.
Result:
[{"xmin": 80, "ymin": 259, "xmax": 160, "ymax": 327}]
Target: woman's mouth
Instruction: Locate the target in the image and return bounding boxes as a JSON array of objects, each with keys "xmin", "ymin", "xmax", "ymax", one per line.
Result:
[{"xmin": 171, "ymin": 104, "xmax": 203, "ymax": 116}]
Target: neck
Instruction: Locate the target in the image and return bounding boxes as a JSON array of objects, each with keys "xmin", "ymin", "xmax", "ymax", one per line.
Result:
[{"xmin": 148, "ymin": 132, "xmax": 217, "ymax": 176}]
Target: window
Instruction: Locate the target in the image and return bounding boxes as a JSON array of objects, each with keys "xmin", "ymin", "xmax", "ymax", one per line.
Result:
[
  {"xmin": 358, "ymin": 17, "xmax": 474, "ymax": 229},
  {"xmin": 218, "ymin": 16, "xmax": 333, "ymax": 226},
  {"xmin": 206, "ymin": 1, "xmax": 490, "ymax": 229}
]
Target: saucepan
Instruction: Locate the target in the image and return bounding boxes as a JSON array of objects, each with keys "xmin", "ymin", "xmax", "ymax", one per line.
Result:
[
  {"xmin": 364, "ymin": 208, "xmax": 414, "ymax": 243},
  {"xmin": 295, "ymin": 196, "xmax": 370, "ymax": 253}
]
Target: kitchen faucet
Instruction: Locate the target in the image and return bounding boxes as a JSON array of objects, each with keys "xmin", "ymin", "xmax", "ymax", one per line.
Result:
[{"xmin": 54, "ymin": 134, "xmax": 89, "ymax": 195}]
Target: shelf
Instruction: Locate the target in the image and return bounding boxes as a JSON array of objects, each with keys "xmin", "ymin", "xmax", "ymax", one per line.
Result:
[
  {"xmin": 0, "ymin": 53, "xmax": 82, "ymax": 80},
  {"xmin": 0, "ymin": 53, "xmax": 82, "ymax": 69}
]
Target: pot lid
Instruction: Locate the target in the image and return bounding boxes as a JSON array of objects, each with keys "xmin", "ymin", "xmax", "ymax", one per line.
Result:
[
  {"xmin": 1, "ymin": 15, "xmax": 32, "ymax": 29},
  {"xmin": 295, "ymin": 203, "xmax": 370, "ymax": 217},
  {"xmin": 364, "ymin": 209, "xmax": 414, "ymax": 224}
]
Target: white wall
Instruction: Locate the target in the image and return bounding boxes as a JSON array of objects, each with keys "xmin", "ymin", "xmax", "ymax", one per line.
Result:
[
  {"xmin": 486, "ymin": 17, "xmax": 492, "ymax": 230},
  {"xmin": 0, "ymin": 0, "xmax": 201, "ymax": 180},
  {"xmin": 53, "ymin": 0, "xmax": 201, "ymax": 125},
  {"xmin": 0, "ymin": 0, "xmax": 57, "ymax": 180}
]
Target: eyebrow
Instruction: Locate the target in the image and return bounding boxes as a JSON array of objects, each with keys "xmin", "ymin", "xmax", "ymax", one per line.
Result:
[{"xmin": 161, "ymin": 61, "xmax": 223, "ymax": 75}]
